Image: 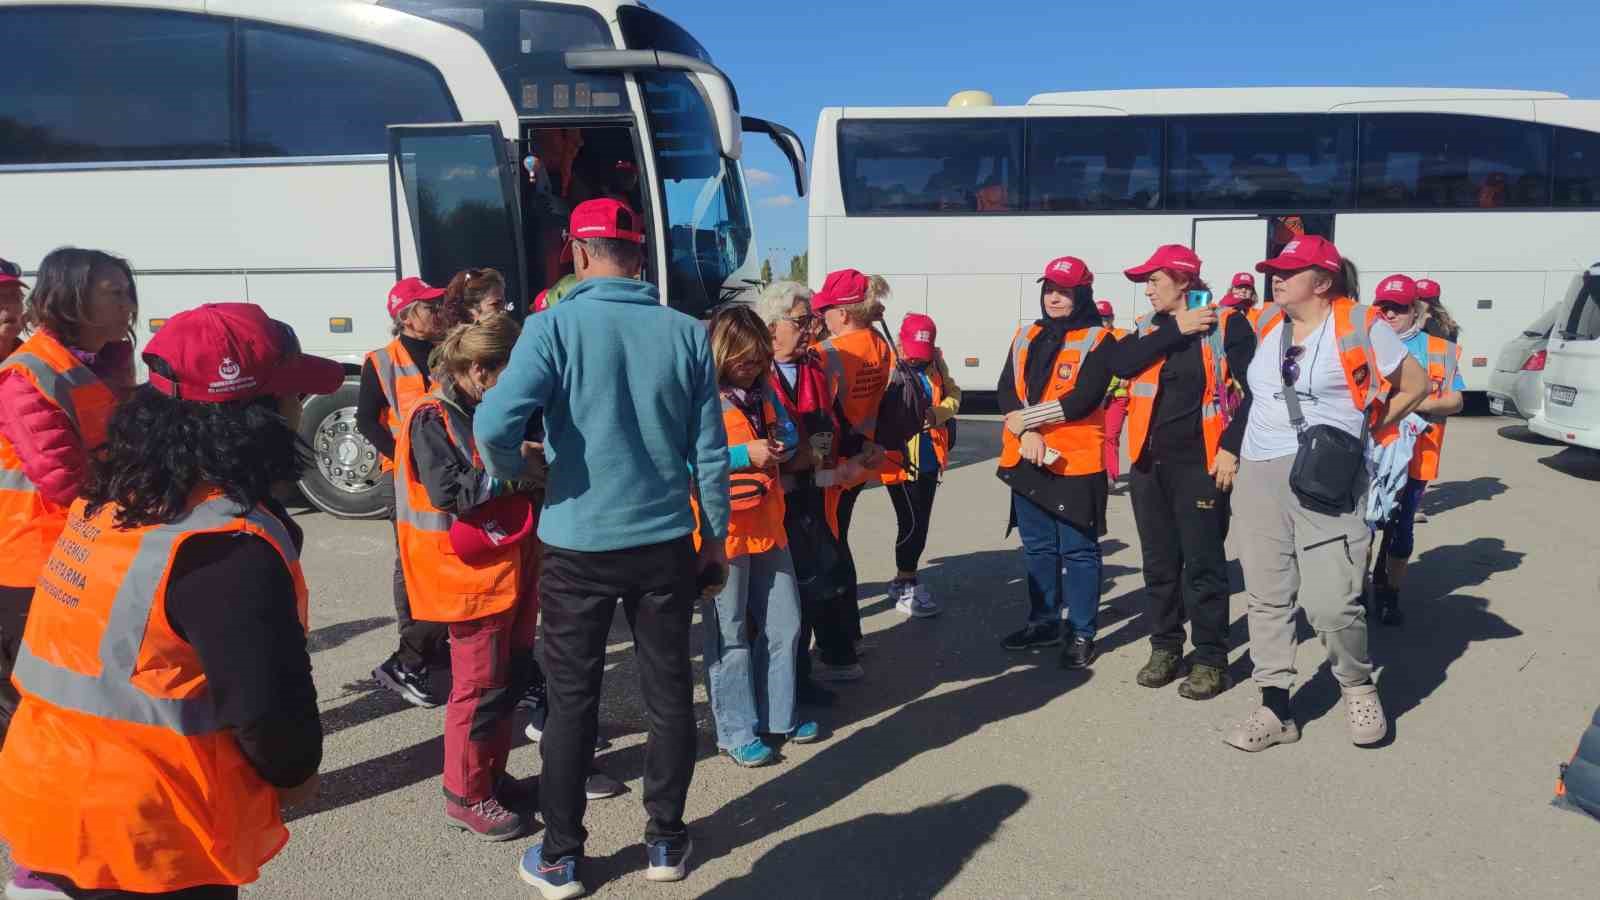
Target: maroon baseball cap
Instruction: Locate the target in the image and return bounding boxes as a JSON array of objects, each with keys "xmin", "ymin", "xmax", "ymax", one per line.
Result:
[
  {"xmin": 1414, "ymin": 278, "xmax": 1441, "ymax": 300},
  {"xmin": 1095, "ymin": 299, "xmax": 1115, "ymax": 318},
  {"xmin": 0, "ymin": 258, "xmax": 27, "ymax": 289},
  {"xmin": 1038, "ymin": 256, "xmax": 1093, "ymax": 290},
  {"xmin": 388, "ymin": 277, "xmax": 445, "ymax": 319},
  {"xmin": 812, "ymin": 269, "xmax": 870, "ymax": 313},
  {"xmin": 144, "ymin": 303, "xmax": 344, "ymax": 403},
  {"xmin": 449, "ymin": 494, "xmax": 535, "ymax": 565},
  {"xmin": 1257, "ymin": 235, "xmax": 1343, "ymax": 274},
  {"xmin": 1374, "ymin": 274, "xmax": 1419, "ymax": 306},
  {"xmin": 898, "ymin": 312, "xmax": 937, "ymax": 361},
  {"xmin": 1124, "ymin": 245, "xmax": 1202, "ymax": 282}
]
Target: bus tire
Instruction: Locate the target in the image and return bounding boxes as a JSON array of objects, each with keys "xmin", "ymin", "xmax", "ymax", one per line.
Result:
[{"xmin": 297, "ymin": 381, "xmax": 390, "ymax": 519}]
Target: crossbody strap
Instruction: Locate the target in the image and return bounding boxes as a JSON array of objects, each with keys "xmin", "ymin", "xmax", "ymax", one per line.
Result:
[{"xmin": 1279, "ymin": 321, "xmax": 1307, "ymax": 433}]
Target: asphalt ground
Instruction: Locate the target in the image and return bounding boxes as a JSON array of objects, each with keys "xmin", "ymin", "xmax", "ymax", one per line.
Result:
[{"xmin": 7, "ymin": 413, "xmax": 1600, "ymax": 898}]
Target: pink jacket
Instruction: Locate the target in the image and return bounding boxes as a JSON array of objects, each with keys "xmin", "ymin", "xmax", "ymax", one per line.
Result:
[{"xmin": 0, "ymin": 337, "xmax": 135, "ymax": 507}]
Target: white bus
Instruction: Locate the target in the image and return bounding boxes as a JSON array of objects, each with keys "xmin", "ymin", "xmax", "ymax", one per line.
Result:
[
  {"xmin": 808, "ymin": 87, "xmax": 1600, "ymax": 393},
  {"xmin": 0, "ymin": 0, "xmax": 806, "ymax": 517}
]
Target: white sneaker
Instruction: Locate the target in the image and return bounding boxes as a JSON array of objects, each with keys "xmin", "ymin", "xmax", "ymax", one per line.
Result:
[{"xmin": 894, "ymin": 582, "xmax": 940, "ymax": 618}]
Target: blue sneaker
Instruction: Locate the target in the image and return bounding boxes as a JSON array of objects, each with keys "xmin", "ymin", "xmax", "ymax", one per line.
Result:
[
  {"xmin": 725, "ymin": 738, "xmax": 776, "ymax": 768},
  {"xmin": 645, "ymin": 836, "xmax": 693, "ymax": 883},
  {"xmin": 517, "ymin": 844, "xmax": 585, "ymax": 899},
  {"xmin": 790, "ymin": 720, "xmax": 822, "ymax": 744}
]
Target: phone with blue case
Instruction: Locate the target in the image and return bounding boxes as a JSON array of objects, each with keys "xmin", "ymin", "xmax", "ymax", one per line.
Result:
[{"xmin": 1186, "ymin": 289, "xmax": 1212, "ymax": 310}]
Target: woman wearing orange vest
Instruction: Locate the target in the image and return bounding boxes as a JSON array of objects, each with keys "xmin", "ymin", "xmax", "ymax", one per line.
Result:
[
  {"xmin": 997, "ymin": 256, "xmax": 1114, "ymax": 669},
  {"xmin": 395, "ymin": 316, "xmax": 544, "ymax": 842},
  {"xmin": 700, "ymin": 306, "xmax": 818, "ymax": 768},
  {"xmin": 0, "ymin": 249, "xmax": 136, "ymax": 759},
  {"xmin": 0, "ymin": 302, "xmax": 342, "ymax": 900},
  {"xmin": 358, "ymin": 276, "xmax": 451, "ymax": 709},
  {"xmin": 1223, "ymin": 271, "xmax": 1265, "ymax": 326},
  {"xmin": 809, "ymin": 269, "xmax": 890, "ymax": 682},
  {"xmin": 1369, "ymin": 275, "xmax": 1464, "ymax": 626},
  {"xmin": 880, "ymin": 312, "xmax": 960, "ymax": 619},
  {"xmin": 1226, "ymin": 236, "xmax": 1428, "ymax": 753},
  {"xmin": 1109, "ymin": 244, "xmax": 1256, "ymax": 702}
]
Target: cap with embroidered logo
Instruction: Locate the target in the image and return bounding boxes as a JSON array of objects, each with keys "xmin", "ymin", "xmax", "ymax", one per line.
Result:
[
  {"xmin": 1038, "ymin": 256, "xmax": 1093, "ymax": 290},
  {"xmin": 1375, "ymin": 274, "xmax": 1418, "ymax": 306},
  {"xmin": 144, "ymin": 303, "xmax": 344, "ymax": 403},
  {"xmin": 1256, "ymin": 235, "xmax": 1343, "ymax": 274},
  {"xmin": 1124, "ymin": 245, "xmax": 1202, "ymax": 282}
]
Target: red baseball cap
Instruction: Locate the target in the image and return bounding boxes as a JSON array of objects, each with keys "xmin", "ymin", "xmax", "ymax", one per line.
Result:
[
  {"xmin": 1414, "ymin": 278, "xmax": 1441, "ymax": 300},
  {"xmin": 812, "ymin": 268, "xmax": 870, "ymax": 313},
  {"xmin": 1038, "ymin": 256, "xmax": 1093, "ymax": 290},
  {"xmin": 1374, "ymin": 274, "xmax": 1418, "ymax": 306},
  {"xmin": 1257, "ymin": 235, "xmax": 1342, "ymax": 274},
  {"xmin": 1231, "ymin": 272, "xmax": 1255, "ymax": 289},
  {"xmin": 388, "ymin": 277, "xmax": 445, "ymax": 319},
  {"xmin": 1094, "ymin": 299, "xmax": 1115, "ymax": 318},
  {"xmin": 449, "ymin": 494, "xmax": 536, "ymax": 566},
  {"xmin": 898, "ymin": 312, "xmax": 937, "ymax": 361},
  {"xmin": 1124, "ymin": 245, "xmax": 1202, "ymax": 282},
  {"xmin": 0, "ymin": 258, "xmax": 26, "ymax": 289},
  {"xmin": 144, "ymin": 303, "xmax": 344, "ymax": 403}
]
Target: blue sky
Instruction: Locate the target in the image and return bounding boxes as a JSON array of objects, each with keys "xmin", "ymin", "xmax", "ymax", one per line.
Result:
[{"xmin": 661, "ymin": 0, "xmax": 1600, "ymax": 276}]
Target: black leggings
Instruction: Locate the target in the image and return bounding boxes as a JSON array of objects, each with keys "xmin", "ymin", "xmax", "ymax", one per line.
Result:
[
  {"xmin": 887, "ymin": 475, "xmax": 939, "ymax": 574},
  {"xmin": 43, "ymin": 876, "xmax": 238, "ymax": 900},
  {"xmin": 0, "ymin": 584, "xmax": 33, "ymax": 747}
]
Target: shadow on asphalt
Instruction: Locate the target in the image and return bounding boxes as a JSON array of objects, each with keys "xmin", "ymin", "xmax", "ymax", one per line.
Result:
[
  {"xmin": 1539, "ymin": 446, "xmax": 1600, "ymax": 481},
  {"xmin": 306, "ymin": 616, "xmax": 393, "ymax": 654},
  {"xmin": 1496, "ymin": 423, "xmax": 1564, "ymax": 446},
  {"xmin": 1419, "ymin": 477, "xmax": 1507, "ymax": 517}
]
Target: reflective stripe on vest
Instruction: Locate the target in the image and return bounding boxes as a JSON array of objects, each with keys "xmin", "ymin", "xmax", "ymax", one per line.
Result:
[
  {"xmin": 392, "ymin": 394, "xmax": 473, "ymax": 534},
  {"xmin": 0, "ymin": 467, "xmax": 34, "ymax": 492},
  {"xmin": 1001, "ymin": 325, "xmax": 1107, "ymax": 476},
  {"xmin": 1255, "ymin": 299, "xmax": 1383, "ymax": 413},
  {"xmin": 10, "ymin": 498, "xmax": 296, "ymax": 735},
  {"xmin": 1, "ymin": 351, "xmax": 102, "ymax": 435},
  {"xmin": 1123, "ymin": 310, "xmax": 1233, "ymax": 468}
]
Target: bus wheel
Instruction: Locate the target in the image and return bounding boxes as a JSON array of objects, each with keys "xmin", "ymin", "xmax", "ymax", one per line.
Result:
[{"xmin": 297, "ymin": 382, "xmax": 389, "ymax": 519}]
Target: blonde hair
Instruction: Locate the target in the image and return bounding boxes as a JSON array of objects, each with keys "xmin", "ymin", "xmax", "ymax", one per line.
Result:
[
  {"xmin": 839, "ymin": 274, "xmax": 889, "ymax": 325},
  {"xmin": 708, "ymin": 305, "xmax": 773, "ymax": 385},
  {"xmin": 1421, "ymin": 296, "xmax": 1460, "ymax": 339},
  {"xmin": 429, "ymin": 314, "xmax": 521, "ymax": 383}
]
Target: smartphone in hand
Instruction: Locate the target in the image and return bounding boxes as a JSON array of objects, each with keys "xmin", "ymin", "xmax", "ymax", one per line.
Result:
[{"xmin": 1186, "ymin": 289, "xmax": 1213, "ymax": 310}]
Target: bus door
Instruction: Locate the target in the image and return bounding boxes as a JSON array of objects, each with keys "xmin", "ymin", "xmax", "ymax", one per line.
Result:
[
  {"xmin": 519, "ymin": 122, "xmax": 646, "ymax": 302},
  {"xmin": 388, "ymin": 122, "xmax": 529, "ymax": 315},
  {"xmin": 1192, "ymin": 216, "xmax": 1268, "ymax": 301}
]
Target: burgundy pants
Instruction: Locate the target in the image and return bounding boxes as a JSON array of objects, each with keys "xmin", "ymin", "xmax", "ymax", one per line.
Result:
[
  {"xmin": 443, "ymin": 540, "xmax": 540, "ymax": 803},
  {"xmin": 1103, "ymin": 396, "xmax": 1129, "ymax": 479}
]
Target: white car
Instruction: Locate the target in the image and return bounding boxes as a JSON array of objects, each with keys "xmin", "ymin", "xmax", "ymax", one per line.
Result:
[
  {"xmin": 1529, "ymin": 264, "xmax": 1600, "ymax": 450},
  {"xmin": 1487, "ymin": 308, "xmax": 1557, "ymax": 420}
]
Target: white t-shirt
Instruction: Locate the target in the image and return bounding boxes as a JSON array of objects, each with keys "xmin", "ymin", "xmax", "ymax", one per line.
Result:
[{"xmin": 1242, "ymin": 312, "xmax": 1409, "ymax": 461}]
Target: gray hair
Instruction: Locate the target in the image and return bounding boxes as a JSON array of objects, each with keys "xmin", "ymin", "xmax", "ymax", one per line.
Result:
[{"xmin": 755, "ymin": 281, "xmax": 813, "ymax": 326}]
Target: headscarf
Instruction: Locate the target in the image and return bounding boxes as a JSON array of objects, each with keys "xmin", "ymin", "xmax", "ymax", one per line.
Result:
[{"xmin": 1022, "ymin": 286, "xmax": 1101, "ymax": 404}]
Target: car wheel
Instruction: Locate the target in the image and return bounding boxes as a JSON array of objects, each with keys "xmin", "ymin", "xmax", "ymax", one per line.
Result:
[{"xmin": 297, "ymin": 382, "xmax": 390, "ymax": 519}]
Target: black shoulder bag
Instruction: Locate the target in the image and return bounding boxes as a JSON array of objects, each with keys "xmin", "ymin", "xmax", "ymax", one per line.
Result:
[{"xmin": 1280, "ymin": 321, "xmax": 1367, "ymax": 515}]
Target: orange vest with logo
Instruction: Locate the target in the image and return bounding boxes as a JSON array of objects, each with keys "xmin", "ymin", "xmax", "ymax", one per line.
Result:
[
  {"xmin": 0, "ymin": 330, "xmax": 119, "ymax": 588},
  {"xmin": 814, "ymin": 328, "xmax": 894, "ymax": 441},
  {"xmin": 1256, "ymin": 298, "xmax": 1396, "ymax": 444},
  {"xmin": 365, "ymin": 338, "xmax": 430, "ymax": 472},
  {"xmin": 1409, "ymin": 335, "xmax": 1460, "ymax": 481},
  {"xmin": 0, "ymin": 493, "xmax": 309, "ymax": 892},
  {"xmin": 999, "ymin": 325, "xmax": 1108, "ymax": 476},
  {"xmin": 880, "ymin": 364, "xmax": 950, "ymax": 485},
  {"xmin": 1124, "ymin": 309, "xmax": 1237, "ymax": 469},
  {"xmin": 395, "ymin": 392, "xmax": 520, "ymax": 622},
  {"xmin": 715, "ymin": 382, "xmax": 788, "ymax": 558}
]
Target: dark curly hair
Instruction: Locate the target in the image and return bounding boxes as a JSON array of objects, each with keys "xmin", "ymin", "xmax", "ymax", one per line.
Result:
[{"xmin": 84, "ymin": 361, "xmax": 308, "ymax": 528}]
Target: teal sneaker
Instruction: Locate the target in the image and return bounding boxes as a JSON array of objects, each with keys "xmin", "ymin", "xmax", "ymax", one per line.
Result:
[
  {"xmin": 726, "ymin": 738, "xmax": 776, "ymax": 768},
  {"xmin": 790, "ymin": 721, "xmax": 822, "ymax": 744}
]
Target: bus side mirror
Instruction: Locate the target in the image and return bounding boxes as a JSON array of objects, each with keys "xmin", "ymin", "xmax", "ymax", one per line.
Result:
[
  {"xmin": 742, "ymin": 116, "xmax": 807, "ymax": 197},
  {"xmin": 566, "ymin": 49, "xmax": 742, "ymax": 160}
]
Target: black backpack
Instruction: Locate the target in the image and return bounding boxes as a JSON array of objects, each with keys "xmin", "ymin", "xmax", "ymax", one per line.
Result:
[{"xmin": 872, "ymin": 322, "xmax": 933, "ymax": 471}]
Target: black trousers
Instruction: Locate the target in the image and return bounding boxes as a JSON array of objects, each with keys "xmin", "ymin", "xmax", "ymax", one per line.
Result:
[
  {"xmin": 538, "ymin": 537, "xmax": 697, "ymax": 861},
  {"xmin": 1129, "ymin": 458, "xmax": 1231, "ymax": 668},
  {"xmin": 834, "ymin": 484, "xmax": 864, "ymax": 644},
  {"xmin": 887, "ymin": 475, "xmax": 939, "ymax": 574},
  {"xmin": 384, "ymin": 480, "xmax": 447, "ymax": 670},
  {"xmin": 0, "ymin": 584, "xmax": 32, "ymax": 747}
]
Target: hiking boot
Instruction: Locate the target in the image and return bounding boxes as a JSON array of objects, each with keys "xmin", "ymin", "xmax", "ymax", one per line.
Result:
[
  {"xmin": 644, "ymin": 836, "xmax": 694, "ymax": 883},
  {"xmin": 518, "ymin": 844, "xmax": 585, "ymax": 900},
  {"xmin": 1177, "ymin": 663, "xmax": 1228, "ymax": 700},
  {"xmin": 374, "ymin": 653, "xmax": 441, "ymax": 708},
  {"xmin": 1001, "ymin": 622, "xmax": 1062, "ymax": 651},
  {"xmin": 1059, "ymin": 635, "xmax": 1095, "ymax": 670},
  {"xmin": 446, "ymin": 794, "xmax": 528, "ymax": 842},
  {"xmin": 1343, "ymin": 682, "xmax": 1388, "ymax": 746},
  {"xmin": 1135, "ymin": 648, "xmax": 1188, "ymax": 688},
  {"xmin": 1376, "ymin": 587, "xmax": 1405, "ymax": 626},
  {"xmin": 1223, "ymin": 706, "xmax": 1300, "ymax": 753}
]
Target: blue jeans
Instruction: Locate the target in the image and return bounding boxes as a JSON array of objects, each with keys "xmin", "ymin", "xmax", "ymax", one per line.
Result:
[
  {"xmin": 703, "ymin": 546, "xmax": 802, "ymax": 750},
  {"xmin": 1379, "ymin": 477, "xmax": 1427, "ymax": 560},
  {"xmin": 1011, "ymin": 493, "xmax": 1103, "ymax": 638}
]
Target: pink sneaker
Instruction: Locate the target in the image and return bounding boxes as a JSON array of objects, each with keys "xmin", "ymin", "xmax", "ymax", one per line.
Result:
[{"xmin": 6, "ymin": 866, "xmax": 69, "ymax": 900}]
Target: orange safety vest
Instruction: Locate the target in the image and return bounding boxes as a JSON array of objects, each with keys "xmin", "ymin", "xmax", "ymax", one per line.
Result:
[
  {"xmin": 697, "ymin": 382, "xmax": 788, "ymax": 559},
  {"xmin": 0, "ymin": 493, "xmax": 309, "ymax": 892},
  {"xmin": 1124, "ymin": 308, "xmax": 1237, "ymax": 469},
  {"xmin": 880, "ymin": 363, "xmax": 951, "ymax": 485},
  {"xmin": 814, "ymin": 328, "xmax": 894, "ymax": 441},
  {"xmin": 1409, "ymin": 335, "xmax": 1460, "ymax": 481},
  {"xmin": 998, "ymin": 325, "xmax": 1109, "ymax": 476},
  {"xmin": 1256, "ymin": 298, "xmax": 1395, "ymax": 442},
  {"xmin": 394, "ymin": 391, "xmax": 520, "ymax": 622},
  {"xmin": 0, "ymin": 330, "xmax": 119, "ymax": 588},
  {"xmin": 365, "ymin": 338, "xmax": 430, "ymax": 472}
]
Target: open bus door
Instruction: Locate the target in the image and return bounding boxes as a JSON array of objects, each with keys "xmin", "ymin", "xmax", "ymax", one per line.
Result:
[{"xmin": 388, "ymin": 122, "xmax": 529, "ymax": 316}]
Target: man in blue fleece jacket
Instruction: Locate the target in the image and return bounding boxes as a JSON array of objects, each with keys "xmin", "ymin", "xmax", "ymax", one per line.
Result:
[{"xmin": 476, "ymin": 199, "xmax": 729, "ymax": 895}]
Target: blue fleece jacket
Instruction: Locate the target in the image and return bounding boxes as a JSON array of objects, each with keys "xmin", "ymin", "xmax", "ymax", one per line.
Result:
[{"xmin": 475, "ymin": 277, "xmax": 730, "ymax": 552}]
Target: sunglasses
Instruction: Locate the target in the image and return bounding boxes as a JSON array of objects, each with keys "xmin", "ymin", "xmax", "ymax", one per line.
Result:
[
  {"xmin": 1281, "ymin": 344, "xmax": 1305, "ymax": 384},
  {"xmin": 1375, "ymin": 302, "xmax": 1409, "ymax": 317}
]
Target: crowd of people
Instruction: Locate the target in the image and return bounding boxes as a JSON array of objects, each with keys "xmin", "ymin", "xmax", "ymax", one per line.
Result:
[{"xmin": 0, "ymin": 200, "xmax": 1516, "ymax": 899}]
